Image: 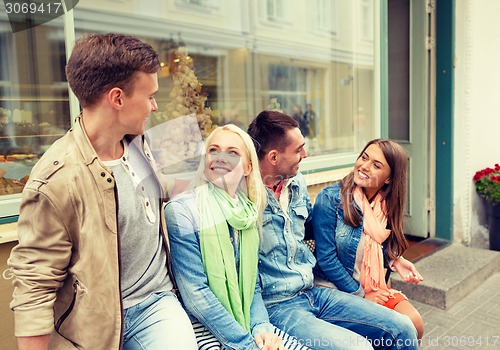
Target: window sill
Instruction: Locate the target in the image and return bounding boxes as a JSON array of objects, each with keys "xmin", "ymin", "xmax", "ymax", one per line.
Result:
[
  {"xmin": 0, "ymin": 168, "xmax": 351, "ymax": 244},
  {"xmin": 304, "ymin": 167, "xmax": 350, "ymax": 186},
  {"xmin": 0, "ymin": 223, "xmax": 18, "ymax": 244}
]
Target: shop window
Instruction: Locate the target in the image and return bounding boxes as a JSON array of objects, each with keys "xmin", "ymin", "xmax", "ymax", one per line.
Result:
[
  {"xmin": 257, "ymin": 56, "xmax": 374, "ymax": 159},
  {"xmin": 0, "ymin": 1, "xmax": 379, "ymax": 218},
  {"xmin": 261, "ymin": 63, "xmax": 322, "ymax": 155},
  {"xmin": 0, "ymin": 18, "xmax": 69, "ymax": 216}
]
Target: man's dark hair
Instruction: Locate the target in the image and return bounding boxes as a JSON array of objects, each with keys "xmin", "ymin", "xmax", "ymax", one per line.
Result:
[
  {"xmin": 247, "ymin": 110, "xmax": 299, "ymax": 160},
  {"xmin": 66, "ymin": 33, "xmax": 161, "ymax": 108}
]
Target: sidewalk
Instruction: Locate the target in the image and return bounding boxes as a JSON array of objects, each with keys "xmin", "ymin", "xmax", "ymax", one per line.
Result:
[{"xmin": 413, "ymin": 273, "xmax": 500, "ymax": 349}]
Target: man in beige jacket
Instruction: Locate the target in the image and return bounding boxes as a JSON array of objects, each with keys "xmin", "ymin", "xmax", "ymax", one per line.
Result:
[{"xmin": 8, "ymin": 33, "xmax": 197, "ymax": 350}]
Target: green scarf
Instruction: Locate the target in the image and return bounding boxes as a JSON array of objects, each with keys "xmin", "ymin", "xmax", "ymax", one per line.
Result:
[{"xmin": 197, "ymin": 184, "xmax": 259, "ymax": 331}]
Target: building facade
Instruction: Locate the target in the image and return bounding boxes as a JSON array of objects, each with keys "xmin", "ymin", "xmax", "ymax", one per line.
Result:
[{"xmin": 0, "ymin": 0, "xmax": 499, "ymax": 347}]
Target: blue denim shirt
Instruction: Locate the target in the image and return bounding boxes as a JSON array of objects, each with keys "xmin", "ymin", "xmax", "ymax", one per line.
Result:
[
  {"xmin": 312, "ymin": 182, "xmax": 366, "ymax": 296},
  {"xmin": 165, "ymin": 191, "xmax": 273, "ymax": 350},
  {"xmin": 259, "ymin": 173, "xmax": 316, "ymax": 306}
]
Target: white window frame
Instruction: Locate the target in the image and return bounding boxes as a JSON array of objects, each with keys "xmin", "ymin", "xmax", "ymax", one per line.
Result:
[
  {"xmin": 0, "ymin": 9, "xmax": 76, "ymax": 220},
  {"xmin": 360, "ymin": 0, "xmax": 374, "ymax": 42},
  {"xmin": 265, "ymin": 0, "xmax": 291, "ymax": 25},
  {"xmin": 311, "ymin": 0, "xmax": 333, "ymax": 34}
]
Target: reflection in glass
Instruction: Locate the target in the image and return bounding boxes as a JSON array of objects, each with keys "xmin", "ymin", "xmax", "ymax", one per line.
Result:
[
  {"xmin": 75, "ymin": 1, "xmax": 376, "ymax": 159},
  {"xmin": 0, "ymin": 0, "xmax": 379, "ymax": 214},
  {"xmin": 0, "ymin": 20, "xmax": 68, "ymax": 196}
]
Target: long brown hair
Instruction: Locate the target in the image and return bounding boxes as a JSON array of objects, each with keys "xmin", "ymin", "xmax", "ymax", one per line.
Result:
[{"xmin": 340, "ymin": 139, "xmax": 409, "ymax": 260}]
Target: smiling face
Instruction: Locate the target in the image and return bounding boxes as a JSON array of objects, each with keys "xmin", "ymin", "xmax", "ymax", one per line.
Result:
[
  {"xmin": 274, "ymin": 127, "xmax": 307, "ymax": 180},
  {"xmin": 120, "ymin": 71, "xmax": 158, "ymax": 135},
  {"xmin": 353, "ymin": 143, "xmax": 392, "ymax": 200},
  {"xmin": 204, "ymin": 129, "xmax": 251, "ymax": 195}
]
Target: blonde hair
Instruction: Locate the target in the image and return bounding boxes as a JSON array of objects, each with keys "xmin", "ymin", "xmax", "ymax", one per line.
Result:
[{"xmin": 190, "ymin": 124, "xmax": 266, "ymax": 217}]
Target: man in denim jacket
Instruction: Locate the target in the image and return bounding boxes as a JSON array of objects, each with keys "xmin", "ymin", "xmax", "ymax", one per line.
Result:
[{"xmin": 247, "ymin": 111, "xmax": 418, "ymax": 350}]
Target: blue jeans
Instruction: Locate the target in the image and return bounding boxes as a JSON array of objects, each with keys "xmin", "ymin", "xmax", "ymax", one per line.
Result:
[
  {"xmin": 266, "ymin": 287, "xmax": 418, "ymax": 350},
  {"xmin": 123, "ymin": 291, "xmax": 197, "ymax": 350}
]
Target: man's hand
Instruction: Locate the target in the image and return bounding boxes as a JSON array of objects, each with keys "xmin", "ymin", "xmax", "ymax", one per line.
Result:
[
  {"xmin": 254, "ymin": 332, "xmax": 288, "ymax": 350},
  {"xmin": 17, "ymin": 334, "xmax": 50, "ymax": 350}
]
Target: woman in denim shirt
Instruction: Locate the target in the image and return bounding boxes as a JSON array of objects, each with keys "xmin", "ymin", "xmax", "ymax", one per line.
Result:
[
  {"xmin": 313, "ymin": 139, "xmax": 424, "ymax": 340},
  {"xmin": 165, "ymin": 124, "xmax": 305, "ymax": 350}
]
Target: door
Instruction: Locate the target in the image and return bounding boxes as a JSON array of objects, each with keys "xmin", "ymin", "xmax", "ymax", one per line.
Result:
[{"xmin": 387, "ymin": 0, "xmax": 434, "ymax": 238}]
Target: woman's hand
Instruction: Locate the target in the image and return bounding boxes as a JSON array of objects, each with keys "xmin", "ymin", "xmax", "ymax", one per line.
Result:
[
  {"xmin": 254, "ymin": 332, "xmax": 288, "ymax": 350},
  {"xmin": 364, "ymin": 290, "xmax": 390, "ymax": 305},
  {"xmin": 392, "ymin": 257, "xmax": 424, "ymax": 284}
]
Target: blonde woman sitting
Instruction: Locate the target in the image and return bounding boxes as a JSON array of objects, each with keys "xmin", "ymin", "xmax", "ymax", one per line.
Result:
[{"xmin": 165, "ymin": 124, "xmax": 307, "ymax": 350}]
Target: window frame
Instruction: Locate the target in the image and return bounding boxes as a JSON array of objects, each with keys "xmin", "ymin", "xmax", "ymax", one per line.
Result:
[
  {"xmin": 311, "ymin": 0, "xmax": 339, "ymax": 37},
  {"xmin": 263, "ymin": 0, "xmax": 292, "ymax": 26},
  {"xmin": 0, "ymin": 8, "xmax": 77, "ymax": 219},
  {"xmin": 360, "ymin": 0, "xmax": 375, "ymax": 42}
]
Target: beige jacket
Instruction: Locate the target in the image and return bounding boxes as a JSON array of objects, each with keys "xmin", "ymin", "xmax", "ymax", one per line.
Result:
[{"xmin": 8, "ymin": 117, "xmax": 171, "ymax": 349}]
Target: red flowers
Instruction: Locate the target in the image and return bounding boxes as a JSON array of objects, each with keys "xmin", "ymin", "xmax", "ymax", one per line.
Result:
[{"xmin": 473, "ymin": 164, "xmax": 500, "ymax": 203}]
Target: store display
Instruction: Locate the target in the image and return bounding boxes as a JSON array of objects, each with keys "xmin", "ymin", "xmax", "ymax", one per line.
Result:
[{"xmin": 163, "ymin": 46, "xmax": 216, "ymax": 139}]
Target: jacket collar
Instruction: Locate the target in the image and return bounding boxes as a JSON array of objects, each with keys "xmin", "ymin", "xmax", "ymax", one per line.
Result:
[
  {"xmin": 72, "ymin": 115, "xmax": 145, "ymax": 165},
  {"xmin": 72, "ymin": 115, "xmax": 100, "ymax": 166}
]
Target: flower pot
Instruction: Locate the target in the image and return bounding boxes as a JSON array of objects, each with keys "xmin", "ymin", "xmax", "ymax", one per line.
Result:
[{"xmin": 487, "ymin": 202, "xmax": 500, "ymax": 251}]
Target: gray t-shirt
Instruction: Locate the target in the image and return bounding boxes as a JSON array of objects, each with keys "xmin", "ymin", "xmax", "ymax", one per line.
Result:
[{"xmin": 104, "ymin": 138, "xmax": 172, "ymax": 309}]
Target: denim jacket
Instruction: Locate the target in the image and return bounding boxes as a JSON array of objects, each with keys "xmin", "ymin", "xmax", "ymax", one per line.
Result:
[
  {"xmin": 312, "ymin": 182, "xmax": 366, "ymax": 296},
  {"xmin": 259, "ymin": 173, "xmax": 316, "ymax": 306},
  {"xmin": 165, "ymin": 190, "xmax": 273, "ymax": 350}
]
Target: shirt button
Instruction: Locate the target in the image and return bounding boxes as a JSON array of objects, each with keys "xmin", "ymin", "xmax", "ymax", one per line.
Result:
[
  {"xmin": 100, "ymin": 172, "xmax": 106, "ymax": 177},
  {"xmin": 107, "ymin": 178, "xmax": 112, "ymax": 183},
  {"xmin": 53, "ymin": 161, "xmax": 59, "ymax": 166}
]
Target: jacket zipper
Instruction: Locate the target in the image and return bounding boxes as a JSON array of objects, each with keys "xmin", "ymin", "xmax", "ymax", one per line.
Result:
[
  {"xmin": 160, "ymin": 200, "xmax": 178, "ymax": 294},
  {"xmin": 55, "ymin": 280, "xmax": 78, "ymax": 331},
  {"xmin": 114, "ymin": 183, "xmax": 125, "ymax": 350}
]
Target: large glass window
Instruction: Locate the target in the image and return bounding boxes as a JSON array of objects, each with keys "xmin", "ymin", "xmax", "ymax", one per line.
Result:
[
  {"xmin": 0, "ymin": 13, "xmax": 68, "ymax": 217},
  {"xmin": 0, "ymin": 0, "xmax": 379, "ymax": 218},
  {"xmin": 258, "ymin": 56, "xmax": 327, "ymax": 155}
]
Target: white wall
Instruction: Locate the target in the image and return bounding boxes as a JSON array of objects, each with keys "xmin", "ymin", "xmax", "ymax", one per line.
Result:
[{"xmin": 454, "ymin": 0, "xmax": 500, "ymax": 248}]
